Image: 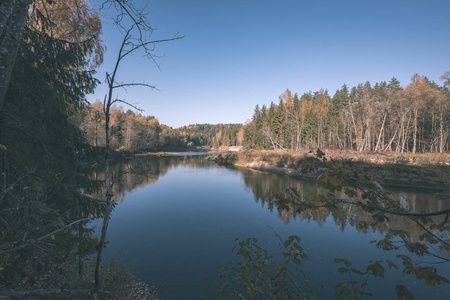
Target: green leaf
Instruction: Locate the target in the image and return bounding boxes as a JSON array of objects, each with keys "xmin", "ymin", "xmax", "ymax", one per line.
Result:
[
  {"xmin": 386, "ymin": 259, "xmax": 398, "ymax": 270},
  {"xmin": 376, "ymin": 239, "xmax": 399, "ymax": 251},
  {"xmin": 367, "ymin": 261, "xmax": 384, "ymax": 277},
  {"xmin": 334, "ymin": 258, "xmax": 351, "ymax": 267},
  {"xmin": 395, "ymin": 284, "xmax": 415, "ymax": 300},
  {"xmin": 338, "ymin": 267, "xmax": 348, "ymax": 274},
  {"xmin": 350, "ymin": 268, "xmax": 365, "ymax": 276},
  {"xmin": 405, "ymin": 242, "xmax": 429, "ymax": 257},
  {"xmin": 415, "ymin": 267, "xmax": 450, "ymax": 287},
  {"xmin": 396, "ymin": 254, "xmax": 413, "ymax": 272}
]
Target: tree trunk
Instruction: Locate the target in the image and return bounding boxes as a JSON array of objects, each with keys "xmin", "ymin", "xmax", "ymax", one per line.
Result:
[
  {"xmin": 412, "ymin": 107, "xmax": 418, "ymax": 154},
  {"xmin": 398, "ymin": 121, "xmax": 405, "ymax": 153},
  {"xmin": 0, "ymin": 0, "xmax": 30, "ymax": 113},
  {"xmin": 348, "ymin": 101, "xmax": 360, "ymax": 151},
  {"xmin": 384, "ymin": 130, "xmax": 397, "ymax": 152},
  {"xmin": 94, "ymin": 108, "xmax": 113, "ymax": 292},
  {"xmin": 374, "ymin": 114, "xmax": 387, "ymax": 152},
  {"xmin": 440, "ymin": 110, "xmax": 445, "ymax": 153},
  {"xmin": 402, "ymin": 112, "xmax": 412, "ymax": 153}
]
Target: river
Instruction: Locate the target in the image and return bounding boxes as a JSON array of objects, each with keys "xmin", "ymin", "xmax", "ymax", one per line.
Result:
[{"xmin": 90, "ymin": 154, "xmax": 450, "ymax": 299}]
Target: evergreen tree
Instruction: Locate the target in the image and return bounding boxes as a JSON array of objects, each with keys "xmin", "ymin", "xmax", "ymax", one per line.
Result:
[
  {"xmin": 388, "ymin": 77, "xmax": 402, "ymax": 92},
  {"xmin": 241, "ymin": 75, "xmax": 448, "ymax": 153},
  {"xmin": 0, "ymin": 0, "xmax": 103, "ymax": 289}
]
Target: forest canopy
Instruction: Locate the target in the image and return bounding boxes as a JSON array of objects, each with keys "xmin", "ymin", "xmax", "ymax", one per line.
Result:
[
  {"xmin": 0, "ymin": 0, "xmax": 449, "ymax": 297},
  {"xmin": 243, "ymin": 74, "xmax": 449, "ymax": 153},
  {"xmin": 82, "ymin": 100, "xmax": 244, "ymax": 151},
  {"xmin": 80, "ymin": 73, "xmax": 450, "ymax": 154}
]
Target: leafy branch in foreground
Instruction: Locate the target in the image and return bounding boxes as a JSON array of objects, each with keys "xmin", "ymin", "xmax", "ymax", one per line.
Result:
[
  {"xmin": 273, "ymin": 149, "xmax": 450, "ymax": 298},
  {"xmin": 334, "ymin": 258, "xmax": 385, "ymax": 300},
  {"xmin": 208, "ymin": 235, "xmax": 313, "ymax": 300},
  {"xmin": 213, "ymin": 149, "xmax": 450, "ymax": 299}
]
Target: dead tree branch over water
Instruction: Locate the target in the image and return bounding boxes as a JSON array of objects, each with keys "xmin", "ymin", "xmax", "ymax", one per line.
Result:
[{"xmin": 94, "ymin": 0, "xmax": 183, "ymax": 292}]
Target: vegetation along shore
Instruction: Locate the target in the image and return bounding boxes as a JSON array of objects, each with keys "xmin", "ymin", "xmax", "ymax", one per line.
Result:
[{"xmin": 212, "ymin": 149, "xmax": 450, "ymax": 190}]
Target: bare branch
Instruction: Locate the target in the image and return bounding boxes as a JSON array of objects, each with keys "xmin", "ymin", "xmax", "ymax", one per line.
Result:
[
  {"xmin": 0, "ymin": 218, "xmax": 89, "ymax": 255},
  {"xmin": 113, "ymin": 82, "xmax": 157, "ymax": 91},
  {"xmin": 94, "ymin": 1, "xmax": 183, "ymax": 291},
  {"xmin": 110, "ymin": 99, "xmax": 143, "ymax": 112},
  {"xmin": 0, "ymin": 169, "xmax": 35, "ymax": 202},
  {"xmin": 120, "ymin": 35, "xmax": 184, "ymax": 60}
]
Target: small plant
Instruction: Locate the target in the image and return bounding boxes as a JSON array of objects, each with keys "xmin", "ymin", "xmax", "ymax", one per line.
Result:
[
  {"xmin": 209, "ymin": 235, "xmax": 313, "ymax": 299},
  {"xmin": 334, "ymin": 258, "xmax": 385, "ymax": 299}
]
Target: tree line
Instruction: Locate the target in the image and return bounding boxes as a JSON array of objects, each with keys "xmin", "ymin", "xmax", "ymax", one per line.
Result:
[
  {"xmin": 82, "ymin": 100, "xmax": 244, "ymax": 151},
  {"xmin": 0, "ymin": 0, "xmax": 448, "ymax": 295},
  {"xmin": 243, "ymin": 74, "xmax": 450, "ymax": 153},
  {"xmin": 174, "ymin": 123, "xmax": 243, "ymax": 148},
  {"xmin": 83, "ymin": 100, "xmax": 175, "ymax": 152}
]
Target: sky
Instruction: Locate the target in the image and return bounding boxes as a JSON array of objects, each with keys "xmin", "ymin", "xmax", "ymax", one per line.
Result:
[{"xmin": 87, "ymin": 0, "xmax": 450, "ymax": 128}]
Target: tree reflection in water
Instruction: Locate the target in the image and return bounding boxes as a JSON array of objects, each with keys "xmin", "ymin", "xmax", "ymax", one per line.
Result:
[
  {"xmin": 233, "ymin": 151, "xmax": 450, "ymax": 299},
  {"xmin": 92, "ymin": 153, "xmax": 450, "ymax": 298}
]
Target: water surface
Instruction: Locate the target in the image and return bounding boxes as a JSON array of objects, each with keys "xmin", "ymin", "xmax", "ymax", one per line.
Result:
[{"xmin": 91, "ymin": 155, "xmax": 450, "ymax": 299}]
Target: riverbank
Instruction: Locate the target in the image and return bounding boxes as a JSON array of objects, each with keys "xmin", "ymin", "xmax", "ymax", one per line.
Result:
[{"xmin": 211, "ymin": 149, "xmax": 450, "ymax": 190}]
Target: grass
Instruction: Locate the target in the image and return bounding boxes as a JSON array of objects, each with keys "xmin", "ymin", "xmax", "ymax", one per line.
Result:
[{"xmin": 214, "ymin": 149, "xmax": 450, "ymax": 189}]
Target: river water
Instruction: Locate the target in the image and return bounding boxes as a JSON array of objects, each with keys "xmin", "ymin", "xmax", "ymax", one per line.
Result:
[{"xmin": 91, "ymin": 154, "xmax": 450, "ymax": 299}]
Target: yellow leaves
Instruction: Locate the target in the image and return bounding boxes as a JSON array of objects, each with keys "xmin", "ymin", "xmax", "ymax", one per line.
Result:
[
  {"xmin": 298, "ymin": 94, "xmax": 312, "ymax": 117},
  {"xmin": 147, "ymin": 118, "xmax": 160, "ymax": 128},
  {"xmin": 279, "ymin": 88, "xmax": 294, "ymax": 108},
  {"xmin": 312, "ymin": 90, "xmax": 330, "ymax": 119},
  {"xmin": 28, "ymin": 0, "xmax": 104, "ymax": 67}
]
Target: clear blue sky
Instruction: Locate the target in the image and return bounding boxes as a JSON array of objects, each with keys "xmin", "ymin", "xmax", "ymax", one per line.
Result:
[{"xmin": 87, "ymin": 0, "xmax": 450, "ymax": 128}]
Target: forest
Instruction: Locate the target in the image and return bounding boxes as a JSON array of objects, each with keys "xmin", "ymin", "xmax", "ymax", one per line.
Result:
[
  {"xmin": 83, "ymin": 100, "xmax": 244, "ymax": 151},
  {"xmin": 0, "ymin": 0, "xmax": 177, "ymax": 298},
  {"xmin": 0, "ymin": 0, "xmax": 449, "ymax": 298},
  {"xmin": 243, "ymin": 75, "xmax": 450, "ymax": 153},
  {"xmin": 1, "ymin": 0, "xmax": 108, "ymax": 295},
  {"xmin": 0, "ymin": 0, "xmax": 241, "ymax": 296}
]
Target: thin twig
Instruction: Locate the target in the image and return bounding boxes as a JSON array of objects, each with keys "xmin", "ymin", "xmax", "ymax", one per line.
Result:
[{"xmin": 0, "ymin": 218, "xmax": 89, "ymax": 255}]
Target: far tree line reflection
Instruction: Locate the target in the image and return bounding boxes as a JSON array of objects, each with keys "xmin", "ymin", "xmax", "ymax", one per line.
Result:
[{"xmin": 92, "ymin": 155, "xmax": 450, "ymax": 249}]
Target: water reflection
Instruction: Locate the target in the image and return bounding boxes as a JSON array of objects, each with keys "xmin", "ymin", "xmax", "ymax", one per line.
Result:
[
  {"xmin": 91, "ymin": 155, "xmax": 214, "ymax": 202},
  {"xmin": 93, "ymin": 155, "xmax": 450, "ymax": 299},
  {"xmin": 239, "ymin": 165, "xmax": 450, "ymax": 245},
  {"xmin": 97, "ymin": 155, "xmax": 450, "ymax": 245}
]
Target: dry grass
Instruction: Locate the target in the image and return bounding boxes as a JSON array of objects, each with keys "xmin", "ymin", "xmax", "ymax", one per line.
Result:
[
  {"xmin": 318, "ymin": 148, "xmax": 450, "ymax": 166},
  {"xmin": 230, "ymin": 149, "xmax": 450, "ymax": 189}
]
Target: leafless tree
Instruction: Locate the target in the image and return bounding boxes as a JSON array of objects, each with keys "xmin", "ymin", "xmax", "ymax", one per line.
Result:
[{"xmin": 94, "ymin": 0, "xmax": 183, "ymax": 292}]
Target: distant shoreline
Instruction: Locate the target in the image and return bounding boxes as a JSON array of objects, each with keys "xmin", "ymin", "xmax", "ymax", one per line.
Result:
[{"xmin": 211, "ymin": 149, "xmax": 450, "ymax": 190}]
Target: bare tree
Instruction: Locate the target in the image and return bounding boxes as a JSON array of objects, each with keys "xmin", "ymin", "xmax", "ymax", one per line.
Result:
[{"xmin": 93, "ymin": 1, "xmax": 183, "ymax": 292}]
